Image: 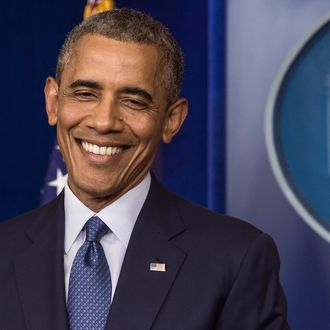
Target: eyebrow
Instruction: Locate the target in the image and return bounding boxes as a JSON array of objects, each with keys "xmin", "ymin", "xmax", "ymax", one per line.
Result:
[
  {"xmin": 118, "ymin": 86, "xmax": 153, "ymax": 103},
  {"xmin": 67, "ymin": 81, "xmax": 154, "ymax": 103},
  {"xmin": 68, "ymin": 80, "xmax": 103, "ymax": 90}
]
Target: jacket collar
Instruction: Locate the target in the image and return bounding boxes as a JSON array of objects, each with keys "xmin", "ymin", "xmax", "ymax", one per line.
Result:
[{"xmin": 14, "ymin": 192, "xmax": 68, "ymax": 330}]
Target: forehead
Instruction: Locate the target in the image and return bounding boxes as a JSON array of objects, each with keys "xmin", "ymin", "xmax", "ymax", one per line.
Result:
[{"xmin": 61, "ymin": 34, "xmax": 162, "ymax": 88}]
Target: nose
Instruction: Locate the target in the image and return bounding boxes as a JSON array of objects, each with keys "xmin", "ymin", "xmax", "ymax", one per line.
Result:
[{"xmin": 85, "ymin": 99, "xmax": 124, "ymax": 133}]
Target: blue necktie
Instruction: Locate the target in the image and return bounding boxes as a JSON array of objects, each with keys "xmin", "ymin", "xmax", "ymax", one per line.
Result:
[{"xmin": 68, "ymin": 216, "xmax": 112, "ymax": 330}]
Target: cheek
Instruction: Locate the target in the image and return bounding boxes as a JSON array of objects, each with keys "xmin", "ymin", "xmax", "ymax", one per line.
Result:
[
  {"xmin": 127, "ymin": 116, "xmax": 163, "ymax": 144},
  {"xmin": 56, "ymin": 106, "xmax": 85, "ymax": 157},
  {"xmin": 124, "ymin": 109, "xmax": 165, "ymax": 139},
  {"xmin": 57, "ymin": 104, "xmax": 85, "ymax": 131}
]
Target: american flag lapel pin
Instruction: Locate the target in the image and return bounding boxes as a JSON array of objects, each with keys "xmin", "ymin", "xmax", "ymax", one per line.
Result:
[{"xmin": 150, "ymin": 262, "xmax": 166, "ymax": 272}]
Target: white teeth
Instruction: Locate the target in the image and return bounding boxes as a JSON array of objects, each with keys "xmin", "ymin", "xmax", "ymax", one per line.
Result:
[
  {"xmin": 106, "ymin": 147, "xmax": 112, "ymax": 155},
  {"xmin": 81, "ymin": 141, "xmax": 123, "ymax": 156},
  {"xmin": 93, "ymin": 145, "xmax": 99, "ymax": 154}
]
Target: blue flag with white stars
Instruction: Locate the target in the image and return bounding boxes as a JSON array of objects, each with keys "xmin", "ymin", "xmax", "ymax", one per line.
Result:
[{"xmin": 40, "ymin": 138, "xmax": 67, "ymax": 205}]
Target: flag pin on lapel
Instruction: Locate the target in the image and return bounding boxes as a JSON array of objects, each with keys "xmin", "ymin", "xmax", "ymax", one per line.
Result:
[{"xmin": 150, "ymin": 262, "xmax": 166, "ymax": 272}]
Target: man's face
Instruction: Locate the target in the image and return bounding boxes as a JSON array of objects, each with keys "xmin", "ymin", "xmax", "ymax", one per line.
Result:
[{"xmin": 45, "ymin": 34, "xmax": 187, "ymax": 211}]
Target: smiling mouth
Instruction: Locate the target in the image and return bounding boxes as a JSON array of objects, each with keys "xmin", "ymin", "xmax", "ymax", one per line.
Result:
[{"xmin": 81, "ymin": 141, "xmax": 125, "ymax": 156}]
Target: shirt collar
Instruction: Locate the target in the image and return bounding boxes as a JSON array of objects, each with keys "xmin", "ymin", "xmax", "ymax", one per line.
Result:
[{"xmin": 64, "ymin": 173, "xmax": 151, "ymax": 254}]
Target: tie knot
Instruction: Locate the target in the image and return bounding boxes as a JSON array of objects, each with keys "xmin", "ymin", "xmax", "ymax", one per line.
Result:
[{"xmin": 85, "ymin": 216, "xmax": 109, "ymax": 242}]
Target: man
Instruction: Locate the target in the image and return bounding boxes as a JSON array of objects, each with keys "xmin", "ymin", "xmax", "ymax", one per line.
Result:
[{"xmin": 0, "ymin": 8, "xmax": 289, "ymax": 329}]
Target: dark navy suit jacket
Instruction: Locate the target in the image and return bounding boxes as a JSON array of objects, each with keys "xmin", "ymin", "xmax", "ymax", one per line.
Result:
[{"xmin": 0, "ymin": 177, "xmax": 290, "ymax": 329}]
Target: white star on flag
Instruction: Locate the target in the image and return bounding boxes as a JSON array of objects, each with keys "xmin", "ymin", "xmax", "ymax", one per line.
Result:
[{"xmin": 48, "ymin": 168, "xmax": 68, "ymax": 196}]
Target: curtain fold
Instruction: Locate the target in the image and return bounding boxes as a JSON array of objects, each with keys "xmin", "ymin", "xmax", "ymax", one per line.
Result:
[{"xmin": 207, "ymin": 0, "xmax": 226, "ymax": 212}]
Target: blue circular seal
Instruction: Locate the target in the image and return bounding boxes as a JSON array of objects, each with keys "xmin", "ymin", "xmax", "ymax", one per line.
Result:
[{"xmin": 266, "ymin": 13, "xmax": 330, "ymax": 242}]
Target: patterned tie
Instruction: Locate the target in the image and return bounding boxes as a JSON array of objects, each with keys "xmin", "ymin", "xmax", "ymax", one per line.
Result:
[{"xmin": 68, "ymin": 216, "xmax": 112, "ymax": 330}]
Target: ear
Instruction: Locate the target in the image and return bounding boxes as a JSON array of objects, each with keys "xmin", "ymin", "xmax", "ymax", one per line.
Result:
[
  {"xmin": 44, "ymin": 76, "xmax": 59, "ymax": 126},
  {"xmin": 162, "ymin": 98, "xmax": 188, "ymax": 144}
]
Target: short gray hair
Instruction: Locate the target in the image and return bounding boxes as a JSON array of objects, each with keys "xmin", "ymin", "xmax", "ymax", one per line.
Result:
[{"xmin": 56, "ymin": 8, "xmax": 184, "ymax": 103}]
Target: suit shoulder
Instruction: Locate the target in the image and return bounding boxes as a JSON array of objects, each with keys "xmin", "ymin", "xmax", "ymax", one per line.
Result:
[
  {"xmin": 175, "ymin": 193, "xmax": 261, "ymax": 232},
  {"xmin": 0, "ymin": 194, "xmax": 62, "ymax": 239},
  {"xmin": 169, "ymin": 192, "xmax": 265, "ymax": 249},
  {"xmin": 163, "ymin": 192, "xmax": 281, "ymax": 289}
]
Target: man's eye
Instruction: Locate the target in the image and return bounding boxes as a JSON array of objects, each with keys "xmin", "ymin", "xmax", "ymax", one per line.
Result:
[
  {"xmin": 74, "ymin": 90, "xmax": 98, "ymax": 100},
  {"xmin": 121, "ymin": 98, "xmax": 148, "ymax": 110}
]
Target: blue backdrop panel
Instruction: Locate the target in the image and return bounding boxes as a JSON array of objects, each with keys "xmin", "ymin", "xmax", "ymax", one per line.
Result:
[{"xmin": 0, "ymin": 1, "xmax": 83, "ymax": 220}]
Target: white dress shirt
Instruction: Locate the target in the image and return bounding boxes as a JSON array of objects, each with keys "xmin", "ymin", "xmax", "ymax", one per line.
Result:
[{"xmin": 63, "ymin": 173, "xmax": 151, "ymax": 301}]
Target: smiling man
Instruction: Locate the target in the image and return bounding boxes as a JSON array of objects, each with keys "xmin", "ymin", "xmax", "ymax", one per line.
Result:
[
  {"xmin": 0, "ymin": 8, "xmax": 290, "ymax": 330},
  {"xmin": 45, "ymin": 34, "xmax": 186, "ymax": 212}
]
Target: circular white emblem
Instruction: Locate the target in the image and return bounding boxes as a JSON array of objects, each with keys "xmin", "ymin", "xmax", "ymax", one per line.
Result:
[{"xmin": 266, "ymin": 12, "xmax": 330, "ymax": 243}]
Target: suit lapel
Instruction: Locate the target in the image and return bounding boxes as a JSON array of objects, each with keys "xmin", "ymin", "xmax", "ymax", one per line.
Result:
[
  {"xmin": 14, "ymin": 193, "xmax": 68, "ymax": 330},
  {"xmin": 107, "ymin": 177, "xmax": 186, "ymax": 329}
]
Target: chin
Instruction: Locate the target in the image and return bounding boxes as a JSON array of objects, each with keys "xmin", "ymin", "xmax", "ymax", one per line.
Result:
[{"xmin": 81, "ymin": 183, "xmax": 116, "ymax": 198}]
